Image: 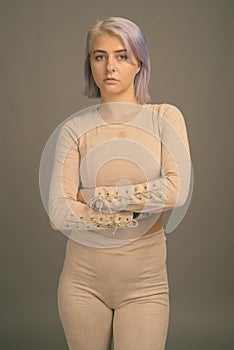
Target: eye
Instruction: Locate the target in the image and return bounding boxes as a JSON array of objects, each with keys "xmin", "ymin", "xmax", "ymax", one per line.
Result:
[
  {"xmin": 93, "ymin": 54, "xmax": 128, "ymax": 61},
  {"xmin": 118, "ymin": 55, "xmax": 128, "ymax": 60},
  {"xmin": 94, "ymin": 55, "xmax": 106, "ymax": 61}
]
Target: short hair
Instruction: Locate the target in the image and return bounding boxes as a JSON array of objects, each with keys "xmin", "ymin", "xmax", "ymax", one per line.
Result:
[{"xmin": 83, "ymin": 16, "xmax": 151, "ymax": 104}]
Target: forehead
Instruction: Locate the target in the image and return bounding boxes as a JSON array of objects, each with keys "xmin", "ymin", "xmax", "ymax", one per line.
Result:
[{"xmin": 91, "ymin": 34, "xmax": 126, "ymax": 52}]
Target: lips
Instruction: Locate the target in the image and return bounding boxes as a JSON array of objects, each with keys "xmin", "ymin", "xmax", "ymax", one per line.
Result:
[{"xmin": 104, "ymin": 77, "xmax": 118, "ymax": 81}]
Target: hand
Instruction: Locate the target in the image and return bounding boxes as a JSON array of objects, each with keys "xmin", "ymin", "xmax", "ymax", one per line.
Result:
[
  {"xmin": 77, "ymin": 188, "xmax": 95, "ymax": 204},
  {"xmin": 77, "ymin": 190, "xmax": 86, "ymax": 204}
]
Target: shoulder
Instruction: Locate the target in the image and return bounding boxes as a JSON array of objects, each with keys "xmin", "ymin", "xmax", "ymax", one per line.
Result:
[
  {"xmin": 145, "ymin": 103, "xmax": 184, "ymax": 118},
  {"xmin": 147, "ymin": 103, "xmax": 186, "ymax": 126},
  {"xmin": 59, "ymin": 108, "xmax": 98, "ymax": 140},
  {"xmin": 144, "ymin": 103, "xmax": 187, "ymax": 139}
]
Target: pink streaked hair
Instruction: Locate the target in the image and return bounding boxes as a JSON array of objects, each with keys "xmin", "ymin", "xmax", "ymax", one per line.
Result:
[{"xmin": 83, "ymin": 16, "xmax": 151, "ymax": 104}]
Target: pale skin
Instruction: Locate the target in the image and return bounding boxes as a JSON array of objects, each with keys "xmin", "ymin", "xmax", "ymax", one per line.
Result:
[
  {"xmin": 78, "ymin": 33, "xmax": 143, "ymax": 204},
  {"xmin": 90, "ymin": 33, "xmax": 142, "ymax": 104}
]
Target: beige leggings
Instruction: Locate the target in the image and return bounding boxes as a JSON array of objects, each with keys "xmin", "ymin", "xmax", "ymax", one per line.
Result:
[{"xmin": 57, "ymin": 228, "xmax": 170, "ymax": 350}]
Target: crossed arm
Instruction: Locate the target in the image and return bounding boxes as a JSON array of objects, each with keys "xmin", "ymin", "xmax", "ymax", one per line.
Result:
[
  {"xmin": 48, "ymin": 104, "xmax": 191, "ymax": 231},
  {"xmin": 78, "ymin": 105, "xmax": 191, "ymax": 216},
  {"xmin": 48, "ymin": 122, "xmax": 134, "ymax": 231}
]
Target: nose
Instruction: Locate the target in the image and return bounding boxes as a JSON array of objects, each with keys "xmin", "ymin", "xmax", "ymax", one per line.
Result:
[{"xmin": 106, "ymin": 56, "xmax": 116, "ymax": 72}]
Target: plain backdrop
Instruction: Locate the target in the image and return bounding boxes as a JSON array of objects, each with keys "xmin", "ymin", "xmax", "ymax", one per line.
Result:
[{"xmin": 1, "ymin": 0, "xmax": 233, "ymax": 349}]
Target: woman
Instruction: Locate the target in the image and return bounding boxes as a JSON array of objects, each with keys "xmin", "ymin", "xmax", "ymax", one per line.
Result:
[{"xmin": 48, "ymin": 16, "xmax": 192, "ymax": 350}]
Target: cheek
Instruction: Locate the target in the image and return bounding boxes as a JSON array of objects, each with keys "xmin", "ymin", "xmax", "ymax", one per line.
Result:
[
  {"xmin": 91, "ymin": 65, "xmax": 97, "ymax": 77},
  {"xmin": 91, "ymin": 67, "xmax": 102, "ymax": 85},
  {"xmin": 90, "ymin": 63, "xmax": 99, "ymax": 75},
  {"xmin": 125, "ymin": 68, "xmax": 138, "ymax": 82}
]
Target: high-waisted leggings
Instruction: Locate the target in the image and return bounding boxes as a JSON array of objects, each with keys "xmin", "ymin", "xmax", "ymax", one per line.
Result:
[{"xmin": 57, "ymin": 227, "xmax": 170, "ymax": 350}]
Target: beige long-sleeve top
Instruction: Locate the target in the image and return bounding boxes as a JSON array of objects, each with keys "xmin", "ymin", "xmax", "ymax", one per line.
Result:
[{"xmin": 48, "ymin": 103, "xmax": 191, "ymax": 238}]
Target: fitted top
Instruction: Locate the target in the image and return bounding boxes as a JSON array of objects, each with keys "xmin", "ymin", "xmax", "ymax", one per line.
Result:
[{"xmin": 48, "ymin": 102, "xmax": 191, "ymax": 244}]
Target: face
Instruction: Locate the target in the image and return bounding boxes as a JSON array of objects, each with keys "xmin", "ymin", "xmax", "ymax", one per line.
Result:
[{"xmin": 89, "ymin": 33, "xmax": 141, "ymax": 104}]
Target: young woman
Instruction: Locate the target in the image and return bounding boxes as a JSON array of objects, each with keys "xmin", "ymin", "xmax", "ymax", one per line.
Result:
[{"xmin": 48, "ymin": 16, "xmax": 192, "ymax": 350}]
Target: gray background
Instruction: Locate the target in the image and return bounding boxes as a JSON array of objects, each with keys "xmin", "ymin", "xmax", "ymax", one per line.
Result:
[{"xmin": 1, "ymin": 0, "xmax": 233, "ymax": 349}]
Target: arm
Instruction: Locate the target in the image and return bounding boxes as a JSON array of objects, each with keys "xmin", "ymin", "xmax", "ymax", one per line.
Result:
[
  {"xmin": 82, "ymin": 104, "xmax": 192, "ymax": 214},
  {"xmin": 48, "ymin": 121, "xmax": 134, "ymax": 231}
]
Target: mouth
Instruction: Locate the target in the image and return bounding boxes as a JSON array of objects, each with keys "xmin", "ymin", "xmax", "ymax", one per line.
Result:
[{"xmin": 104, "ymin": 78, "xmax": 118, "ymax": 81}]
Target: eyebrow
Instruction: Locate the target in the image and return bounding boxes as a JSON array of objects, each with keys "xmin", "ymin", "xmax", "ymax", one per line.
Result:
[{"xmin": 92, "ymin": 49, "xmax": 127, "ymax": 54}]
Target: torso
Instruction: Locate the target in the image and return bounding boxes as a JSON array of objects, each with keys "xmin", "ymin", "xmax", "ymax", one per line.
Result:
[{"xmin": 76, "ymin": 103, "xmax": 164, "ymax": 236}]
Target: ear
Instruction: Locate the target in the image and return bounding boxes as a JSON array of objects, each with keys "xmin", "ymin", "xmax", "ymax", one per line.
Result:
[{"xmin": 136, "ymin": 61, "xmax": 142, "ymax": 74}]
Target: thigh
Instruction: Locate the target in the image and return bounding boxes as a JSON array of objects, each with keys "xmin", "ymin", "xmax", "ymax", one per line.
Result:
[
  {"xmin": 113, "ymin": 292, "xmax": 169, "ymax": 350},
  {"xmin": 57, "ymin": 257, "xmax": 113, "ymax": 350},
  {"xmin": 112, "ymin": 230, "xmax": 170, "ymax": 350}
]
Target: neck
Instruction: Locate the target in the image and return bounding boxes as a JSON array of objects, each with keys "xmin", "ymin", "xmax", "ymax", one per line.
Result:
[
  {"xmin": 97, "ymin": 101, "xmax": 144, "ymax": 123},
  {"xmin": 100, "ymin": 93, "xmax": 141, "ymax": 105}
]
